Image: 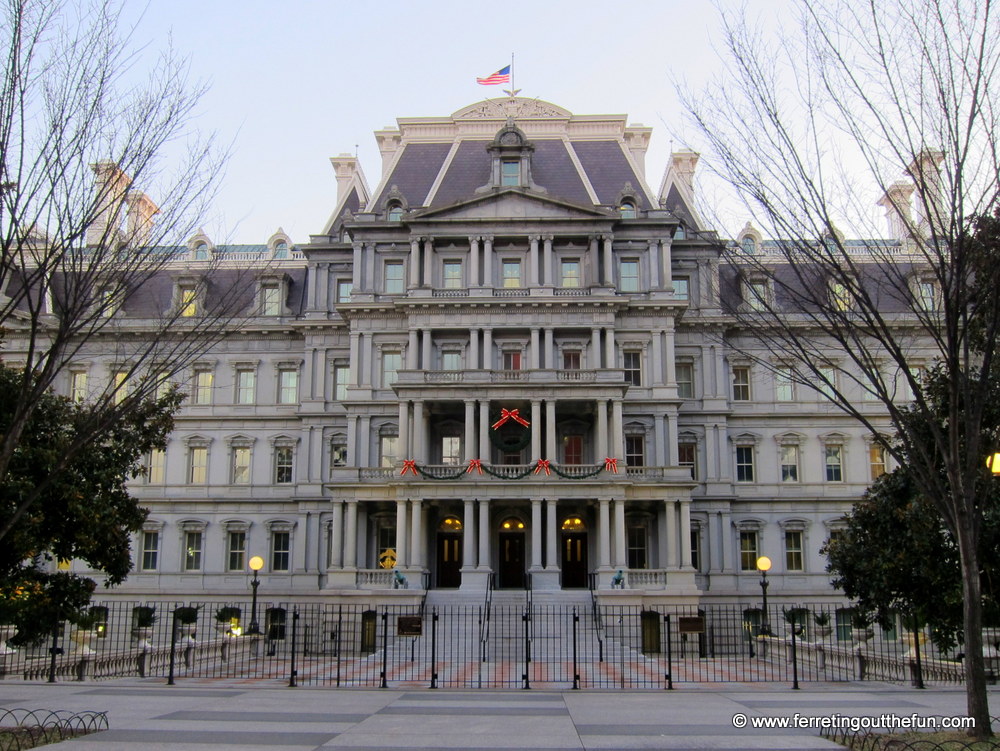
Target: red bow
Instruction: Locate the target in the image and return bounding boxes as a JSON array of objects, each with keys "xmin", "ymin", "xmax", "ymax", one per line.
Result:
[
  {"xmin": 534, "ymin": 459, "xmax": 551, "ymax": 475},
  {"xmin": 604, "ymin": 457, "xmax": 619, "ymax": 473},
  {"xmin": 400, "ymin": 460, "xmax": 418, "ymax": 476},
  {"xmin": 467, "ymin": 459, "xmax": 483, "ymax": 474},
  {"xmin": 492, "ymin": 408, "xmax": 530, "ymax": 430}
]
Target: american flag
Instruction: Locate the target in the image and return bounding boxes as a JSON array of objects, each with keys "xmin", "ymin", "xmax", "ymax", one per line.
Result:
[{"xmin": 477, "ymin": 65, "xmax": 511, "ymax": 85}]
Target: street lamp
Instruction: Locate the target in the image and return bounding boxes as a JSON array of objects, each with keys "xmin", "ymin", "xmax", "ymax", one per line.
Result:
[
  {"xmin": 756, "ymin": 555, "xmax": 772, "ymax": 635},
  {"xmin": 247, "ymin": 555, "xmax": 264, "ymax": 635}
]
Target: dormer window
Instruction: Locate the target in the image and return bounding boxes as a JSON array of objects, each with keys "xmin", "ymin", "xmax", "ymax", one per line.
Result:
[
  {"xmin": 481, "ymin": 119, "xmax": 543, "ymax": 194},
  {"xmin": 273, "ymin": 241, "xmax": 289, "ymax": 260},
  {"xmin": 387, "ymin": 203, "xmax": 403, "ymax": 222},
  {"xmin": 501, "ymin": 160, "xmax": 520, "ymax": 186},
  {"xmin": 620, "ymin": 201, "xmax": 636, "ymax": 219},
  {"xmin": 741, "ymin": 236, "xmax": 756, "ymax": 253},
  {"xmin": 194, "ymin": 243, "xmax": 209, "ymax": 261}
]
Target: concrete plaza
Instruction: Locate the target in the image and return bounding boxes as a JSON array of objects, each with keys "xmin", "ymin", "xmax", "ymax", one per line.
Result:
[{"xmin": 0, "ymin": 678, "xmax": 993, "ymax": 750}]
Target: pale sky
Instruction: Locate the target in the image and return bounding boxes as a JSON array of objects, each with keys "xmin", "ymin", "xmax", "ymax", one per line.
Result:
[{"xmin": 125, "ymin": 1, "xmax": 765, "ymax": 245}]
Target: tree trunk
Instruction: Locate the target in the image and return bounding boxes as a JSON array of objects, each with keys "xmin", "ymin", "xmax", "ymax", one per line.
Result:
[{"xmin": 957, "ymin": 522, "xmax": 992, "ymax": 739}]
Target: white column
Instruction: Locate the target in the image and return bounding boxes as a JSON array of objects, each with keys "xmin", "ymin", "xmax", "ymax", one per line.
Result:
[
  {"xmin": 464, "ymin": 400, "xmax": 476, "ymax": 462},
  {"xmin": 478, "ymin": 499, "xmax": 491, "ymax": 569},
  {"xmin": 412, "ymin": 401, "xmax": 425, "ymax": 464},
  {"xmin": 613, "ymin": 499, "xmax": 627, "ymax": 569},
  {"xmin": 358, "ymin": 416, "xmax": 371, "ymax": 467},
  {"xmin": 462, "ymin": 499, "xmax": 476, "ymax": 570},
  {"xmin": 666, "ymin": 414, "xmax": 679, "ymax": 467},
  {"xmin": 479, "ymin": 400, "xmax": 490, "ymax": 460},
  {"xmin": 611, "ymin": 399, "xmax": 625, "ymax": 460},
  {"xmin": 328, "ymin": 501, "xmax": 343, "ymax": 569},
  {"xmin": 483, "ymin": 236, "xmax": 494, "ymax": 288},
  {"xmin": 708, "ymin": 512, "xmax": 720, "ymax": 572},
  {"xmin": 365, "ymin": 243, "xmax": 375, "ymax": 293},
  {"xmin": 530, "ymin": 499, "xmax": 543, "ymax": 571},
  {"xmin": 543, "ymin": 327, "xmax": 554, "ymax": 369},
  {"xmin": 596, "ymin": 400, "xmax": 608, "ymax": 460},
  {"xmin": 422, "ymin": 237, "xmax": 433, "ymax": 287},
  {"xmin": 654, "ymin": 413, "xmax": 666, "ymax": 466},
  {"xmin": 407, "ymin": 329, "xmax": 418, "ymax": 369},
  {"xmin": 648, "ymin": 239, "xmax": 660, "ymax": 289},
  {"xmin": 664, "ymin": 322, "xmax": 676, "ymax": 385},
  {"xmin": 395, "ymin": 499, "xmax": 409, "ymax": 569},
  {"xmin": 422, "ymin": 329, "xmax": 432, "ymax": 370},
  {"xmin": 598, "ymin": 499, "xmax": 611, "ymax": 570},
  {"xmin": 344, "ymin": 500, "xmax": 358, "ymax": 569},
  {"xmin": 721, "ymin": 511, "xmax": 733, "ymax": 572},
  {"xmin": 543, "ymin": 235, "xmax": 553, "ymax": 286},
  {"xmin": 482, "ymin": 328, "xmax": 493, "ymax": 370},
  {"xmin": 348, "ymin": 332, "xmax": 360, "ymax": 385},
  {"xmin": 346, "ymin": 415, "xmax": 358, "ymax": 467},
  {"xmin": 651, "ymin": 330, "xmax": 663, "ymax": 385},
  {"xmin": 589, "ymin": 235, "xmax": 600, "ymax": 285},
  {"xmin": 529, "ymin": 235, "xmax": 539, "ymax": 286},
  {"xmin": 602, "ymin": 235, "xmax": 614, "ymax": 288},
  {"xmin": 591, "ymin": 327, "xmax": 601, "ymax": 368},
  {"xmin": 604, "ymin": 328, "xmax": 616, "ymax": 372},
  {"xmin": 410, "ymin": 499, "xmax": 423, "ymax": 569},
  {"xmin": 352, "ymin": 243, "xmax": 363, "ymax": 289},
  {"xmin": 530, "ymin": 327, "xmax": 540, "ymax": 369},
  {"xmin": 469, "ymin": 328, "xmax": 479, "ymax": 369},
  {"xmin": 545, "ymin": 498, "xmax": 558, "ymax": 571},
  {"xmin": 531, "ymin": 400, "xmax": 542, "ymax": 461},
  {"xmin": 660, "ymin": 239, "xmax": 672, "ymax": 288},
  {"xmin": 664, "ymin": 500, "xmax": 679, "ymax": 569},
  {"xmin": 409, "ymin": 238, "xmax": 420, "ymax": 287},
  {"xmin": 398, "ymin": 401, "xmax": 410, "ymax": 460},
  {"xmin": 545, "ymin": 400, "xmax": 557, "ymax": 461},
  {"xmin": 360, "ymin": 333, "xmax": 371, "ymax": 385},
  {"xmin": 680, "ymin": 501, "xmax": 693, "ymax": 569},
  {"xmin": 469, "ymin": 236, "xmax": 480, "ymax": 287}
]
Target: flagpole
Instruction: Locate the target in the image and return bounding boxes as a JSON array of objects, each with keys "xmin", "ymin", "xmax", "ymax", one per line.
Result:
[{"xmin": 510, "ymin": 52, "xmax": 514, "ymax": 97}]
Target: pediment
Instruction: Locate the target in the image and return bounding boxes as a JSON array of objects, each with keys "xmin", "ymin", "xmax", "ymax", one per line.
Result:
[{"xmin": 415, "ymin": 190, "xmax": 609, "ymax": 222}]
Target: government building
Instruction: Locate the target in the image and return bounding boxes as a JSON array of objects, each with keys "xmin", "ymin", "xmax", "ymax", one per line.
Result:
[{"xmin": 61, "ymin": 97, "xmax": 914, "ymax": 611}]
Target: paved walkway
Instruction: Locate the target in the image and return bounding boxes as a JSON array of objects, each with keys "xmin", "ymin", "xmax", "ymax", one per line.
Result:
[{"xmin": 0, "ymin": 678, "xmax": 992, "ymax": 750}]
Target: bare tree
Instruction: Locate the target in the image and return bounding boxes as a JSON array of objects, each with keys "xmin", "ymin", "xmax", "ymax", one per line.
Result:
[
  {"xmin": 0, "ymin": 0, "xmax": 250, "ymax": 542},
  {"xmin": 681, "ymin": 0, "xmax": 999, "ymax": 736}
]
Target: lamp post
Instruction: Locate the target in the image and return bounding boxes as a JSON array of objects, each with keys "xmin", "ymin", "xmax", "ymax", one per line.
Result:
[
  {"xmin": 247, "ymin": 555, "xmax": 264, "ymax": 635},
  {"xmin": 756, "ymin": 555, "xmax": 772, "ymax": 635}
]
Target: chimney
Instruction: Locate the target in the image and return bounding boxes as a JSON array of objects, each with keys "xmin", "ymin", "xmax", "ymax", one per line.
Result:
[
  {"xmin": 126, "ymin": 190, "xmax": 159, "ymax": 246},
  {"xmin": 329, "ymin": 154, "xmax": 360, "ymax": 203},
  {"xmin": 906, "ymin": 149, "xmax": 946, "ymax": 236},
  {"xmin": 876, "ymin": 181, "xmax": 915, "ymax": 240},
  {"xmin": 624, "ymin": 123, "xmax": 652, "ymax": 179},
  {"xmin": 86, "ymin": 161, "xmax": 131, "ymax": 246},
  {"xmin": 669, "ymin": 149, "xmax": 700, "ymax": 199}
]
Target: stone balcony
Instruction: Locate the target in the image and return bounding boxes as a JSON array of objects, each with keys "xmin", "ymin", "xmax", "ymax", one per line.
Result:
[
  {"xmin": 395, "ymin": 368, "xmax": 626, "ymax": 387},
  {"xmin": 345, "ymin": 463, "xmax": 691, "ymax": 483}
]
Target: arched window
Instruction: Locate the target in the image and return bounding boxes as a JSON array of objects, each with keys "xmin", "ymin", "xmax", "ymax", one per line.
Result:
[
  {"xmin": 741, "ymin": 235, "xmax": 756, "ymax": 253},
  {"xmin": 620, "ymin": 201, "xmax": 636, "ymax": 219},
  {"xmin": 387, "ymin": 203, "xmax": 403, "ymax": 222},
  {"xmin": 194, "ymin": 242, "xmax": 209, "ymax": 260},
  {"xmin": 273, "ymin": 241, "xmax": 289, "ymax": 260},
  {"xmin": 561, "ymin": 517, "xmax": 586, "ymax": 532},
  {"xmin": 500, "ymin": 517, "xmax": 525, "ymax": 531},
  {"xmin": 438, "ymin": 516, "xmax": 462, "ymax": 532}
]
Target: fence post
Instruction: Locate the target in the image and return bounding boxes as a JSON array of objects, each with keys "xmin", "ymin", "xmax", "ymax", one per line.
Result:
[
  {"xmin": 335, "ymin": 605, "xmax": 343, "ymax": 688},
  {"xmin": 288, "ymin": 609, "xmax": 299, "ymax": 687},
  {"xmin": 572, "ymin": 608, "xmax": 580, "ymax": 690},
  {"xmin": 47, "ymin": 622, "xmax": 61, "ymax": 683},
  {"xmin": 664, "ymin": 613, "xmax": 673, "ymax": 690},
  {"xmin": 521, "ymin": 608, "xmax": 530, "ymax": 690},
  {"xmin": 167, "ymin": 610, "xmax": 178, "ymax": 686},
  {"xmin": 790, "ymin": 612, "xmax": 800, "ymax": 690},
  {"xmin": 911, "ymin": 614, "xmax": 925, "ymax": 689},
  {"xmin": 430, "ymin": 608, "xmax": 438, "ymax": 689},
  {"xmin": 380, "ymin": 610, "xmax": 389, "ymax": 689}
]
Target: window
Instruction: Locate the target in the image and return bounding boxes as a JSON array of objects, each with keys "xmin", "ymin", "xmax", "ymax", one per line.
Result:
[
  {"xmin": 673, "ymin": 277, "xmax": 689, "ymax": 300},
  {"xmin": 741, "ymin": 235, "xmax": 757, "ymax": 254},
  {"xmin": 377, "ymin": 521, "xmax": 397, "ymax": 567},
  {"xmin": 188, "ymin": 445, "xmax": 208, "ymax": 484},
  {"xmin": 70, "ymin": 371, "xmax": 88, "ymax": 401},
  {"xmin": 780, "ymin": 444, "xmax": 800, "ymax": 482},
  {"xmin": 387, "ymin": 203, "xmax": 403, "ymax": 222},
  {"xmin": 274, "ymin": 446, "xmax": 294, "ymax": 484},
  {"xmin": 441, "ymin": 436, "xmax": 461, "ymax": 465},
  {"xmin": 231, "ymin": 446, "xmax": 251, "ymax": 484},
  {"xmin": 273, "ymin": 241, "xmax": 289, "ymax": 260},
  {"xmin": 382, "ymin": 352, "xmax": 402, "ymax": 387},
  {"xmin": 155, "ymin": 372, "xmax": 172, "ymax": 400},
  {"xmin": 674, "ymin": 225, "xmax": 686, "ymax": 240},
  {"xmin": 623, "ymin": 350, "xmax": 641, "ymax": 386},
  {"xmin": 179, "ymin": 285, "xmax": 198, "ymax": 317},
  {"xmin": 817, "ymin": 366, "xmax": 836, "ymax": 399},
  {"xmin": 916, "ymin": 280, "xmax": 938, "ymax": 311},
  {"xmin": 192, "ymin": 369, "xmax": 213, "ymax": 405},
  {"xmin": 739, "ymin": 530, "xmax": 759, "ymax": 571},
  {"xmin": 678, "ymin": 441, "xmax": 697, "ymax": 479},
  {"xmin": 330, "ymin": 439, "xmax": 347, "ymax": 468},
  {"xmin": 736, "ymin": 446, "xmax": 755, "ymax": 482},
  {"xmin": 626, "ymin": 521, "xmax": 648, "ymax": 568},
  {"xmin": 620, "ymin": 201, "xmax": 636, "ymax": 219},
  {"xmin": 745, "ymin": 280, "xmax": 768, "ymax": 311},
  {"xmin": 384, "ymin": 261, "xmax": 404, "ymax": 294},
  {"xmin": 869, "ymin": 443, "xmax": 887, "ymax": 480},
  {"xmin": 619, "ymin": 260, "xmax": 639, "ymax": 292},
  {"xmin": 140, "ymin": 531, "xmax": 159, "ymax": 571},
  {"xmin": 442, "ymin": 352, "xmax": 461, "ymax": 371},
  {"xmin": 379, "ymin": 435, "xmax": 398, "ymax": 468},
  {"xmin": 563, "ymin": 351, "xmax": 581, "ymax": 370},
  {"xmin": 785, "ymin": 530, "xmax": 804, "ymax": 571},
  {"xmin": 825, "ymin": 445, "xmax": 844, "ymax": 482},
  {"xmin": 261, "ymin": 284, "xmax": 281, "ymax": 316},
  {"xmin": 194, "ymin": 243, "xmax": 209, "ymax": 261},
  {"xmin": 334, "ymin": 365, "xmax": 349, "ymax": 401},
  {"xmin": 277, "ymin": 368, "xmax": 299, "ymax": 404},
  {"xmin": 147, "ymin": 448, "xmax": 165, "ymax": 484},
  {"xmin": 112, "ymin": 370, "xmax": 129, "ymax": 405},
  {"xmin": 625, "ymin": 435, "xmax": 645, "ymax": 467},
  {"xmin": 235, "ymin": 368, "xmax": 256, "ymax": 405},
  {"xmin": 560, "ymin": 259, "xmax": 581, "ymax": 288},
  {"xmin": 443, "ymin": 262, "xmax": 463, "ymax": 289},
  {"xmin": 676, "ymin": 362, "xmax": 694, "ymax": 398},
  {"xmin": 502, "ymin": 260, "xmax": 521, "ymax": 288},
  {"xmin": 563, "ymin": 434, "xmax": 583, "ymax": 465},
  {"xmin": 775, "ymin": 366, "xmax": 794, "ymax": 401},
  {"xmin": 830, "ymin": 281, "xmax": 850, "ymax": 312},
  {"xmin": 732, "ymin": 366, "xmax": 751, "ymax": 401},
  {"xmin": 271, "ymin": 531, "xmax": 290, "ymax": 572},
  {"xmin": 690, "ymin": 528, "xmax": 701, "ymax": 570},
  {"xmin": 184, "ymin": 531, "xmax": 202, "ymax": 571},
  {"xmin": 337, "ymin": 280, "xmax": 353, "ymax": 303},
  {"xmin": 227, "ymin": 531, "xmax": 246, "ymax": 571},
  {"xmin": 501, "ymin": 159, "xmax": 520, "ymax": 186},
  {"xmin": 502, "ymin": 350, "xmax": 521, "ymax": 371}
]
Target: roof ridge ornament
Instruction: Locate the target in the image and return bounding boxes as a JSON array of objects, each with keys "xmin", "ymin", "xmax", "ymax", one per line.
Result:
[{"xmin": 452, "ymin": 97, "xmax": 572, "ymax": 120}]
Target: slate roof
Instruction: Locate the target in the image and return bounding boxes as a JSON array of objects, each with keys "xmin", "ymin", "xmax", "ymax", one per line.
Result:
[
  {"xmin": 531, "ymin": 140, "xmax": 592, "ymax": 207},
  {"xmin": 570, "ymin": 141, "xmax": 648, "ymax": 208},
  {"xmin": 662, "ymin": 184, "xmax": 697, "ymax": 227},
  {"xmin": 372, "ymin": 142, "xmax": 452, "ymax": 209},
  {"xmin": 430, "ymin": 140, "xmax": 490, "ymax": 208}
]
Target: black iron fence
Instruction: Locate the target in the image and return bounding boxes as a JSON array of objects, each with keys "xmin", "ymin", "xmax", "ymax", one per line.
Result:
[{"xmin": 0, "ymin": 600, "xmax": 980, "ymax": 689}]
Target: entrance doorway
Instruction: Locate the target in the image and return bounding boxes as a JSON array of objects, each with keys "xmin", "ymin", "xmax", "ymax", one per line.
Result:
[
  {"xmin": 560, "ymin": 516, "xmax": 589, "ymax": 588},
  {"xmin": 436, "ymin": 516, "xmax": 463, "ymax": 588},
  {"xmin": 497, "ymin": 517, "xmax": 526, "ymax": 588}
]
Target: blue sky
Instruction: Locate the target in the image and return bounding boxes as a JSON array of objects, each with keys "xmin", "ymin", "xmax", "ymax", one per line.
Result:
[{"xmin": 125, "ymin": 1, "xmax": 764, "ymax": 244}]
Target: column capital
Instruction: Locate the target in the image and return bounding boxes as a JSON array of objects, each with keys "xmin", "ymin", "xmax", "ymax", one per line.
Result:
[
  {"xmin": 529, "ymin": 234, "xmax": 541, "ymax": 243},
  {"xmin": 542, "ymin": 234, "xmax": 554, "ymax": 243},
  {"xmin": 468, "ymin": 235, "xmax": 481, "ymax": 244}
]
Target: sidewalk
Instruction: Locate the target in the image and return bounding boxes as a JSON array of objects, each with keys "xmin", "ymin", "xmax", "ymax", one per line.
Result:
[{"xmin": 0, "ymin": 678, "xmax": 989, "ymax": 750}]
